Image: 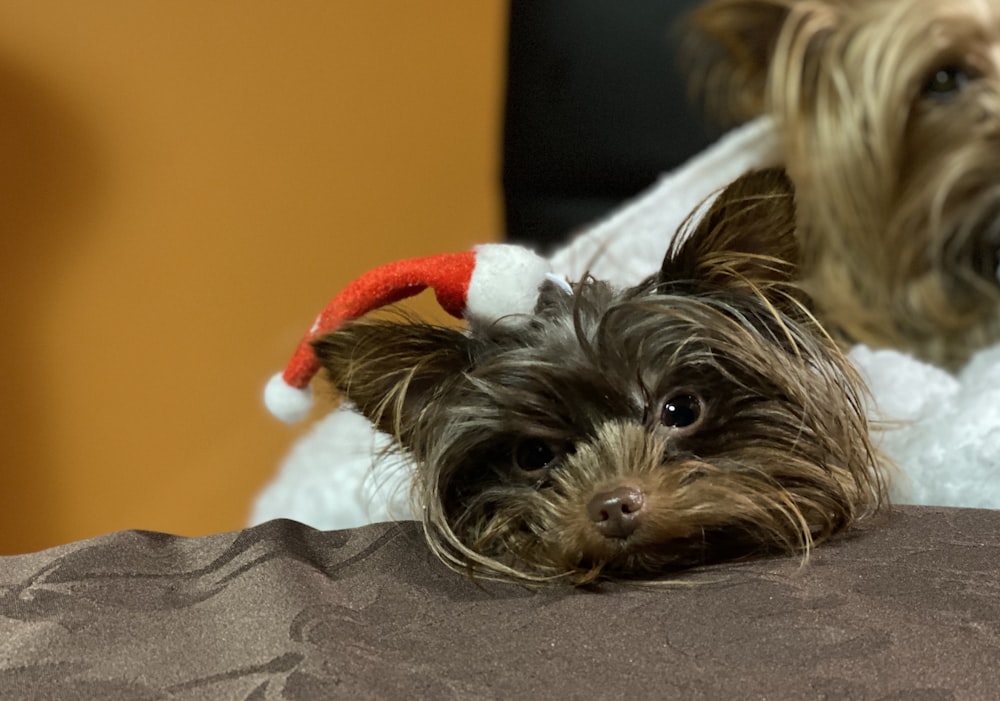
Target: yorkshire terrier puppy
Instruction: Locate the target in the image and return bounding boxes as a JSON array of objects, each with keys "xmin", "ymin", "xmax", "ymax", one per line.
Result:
[
  {"xmin": 311, "ymin": 170, "xmax": 885, "ymax": 583},
  {"xmin": 687, "ymin": 0, "xmax": 1000, "ymax": 369}
]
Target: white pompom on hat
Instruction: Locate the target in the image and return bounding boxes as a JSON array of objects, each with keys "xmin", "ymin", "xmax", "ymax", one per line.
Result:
[{"xmin": 264, "ymin": 244, "xmax": 555, "ymax": 423}]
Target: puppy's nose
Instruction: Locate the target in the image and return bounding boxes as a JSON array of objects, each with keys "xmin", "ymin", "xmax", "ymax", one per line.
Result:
[{"xmin": 587, "ymin": 487, "xmax": 644, "ymax": 538}]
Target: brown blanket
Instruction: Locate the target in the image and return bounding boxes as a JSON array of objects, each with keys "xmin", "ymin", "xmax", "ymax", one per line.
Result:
[{"xmin": 2, "ymin": 506, "xmax": 999, "ymax": 699}]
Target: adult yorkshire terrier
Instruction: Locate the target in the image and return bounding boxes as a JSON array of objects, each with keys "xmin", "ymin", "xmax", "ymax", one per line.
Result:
[
  {"xmin": 307, "ymin": 170, "xmax": 885, "ymax": 583},
  {"xmin": 688, "ymin": 0, "xmax": 1000, "ymax": 370}
]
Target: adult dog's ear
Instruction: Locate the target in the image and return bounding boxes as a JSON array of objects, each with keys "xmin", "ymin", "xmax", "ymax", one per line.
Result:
[
  {"xmin": 658, "ymin": 168, "xmax": 801, "ymax": 305},
  {"xmin": 683, "ymin": 0, "xmax": 791, "ymax": 122},
  {"xmin": 313, "ymin": 319, "xmax": 472, "ymax": 447}
]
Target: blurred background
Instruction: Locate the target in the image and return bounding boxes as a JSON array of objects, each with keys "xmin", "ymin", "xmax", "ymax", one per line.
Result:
[
  {"xmin": 0, "ymin": 2, "xmax": 506, "ymax": 553},
  {"xmin": 0, "ymin": 1, "xmax": 708, "ymax": 554}
]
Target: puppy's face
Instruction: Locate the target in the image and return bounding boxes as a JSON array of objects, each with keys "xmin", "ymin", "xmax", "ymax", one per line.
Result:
[
  {"xmin": 316, "ymin": 170, "xmax": 885, "ymax": 583},
  {"xmin": 689, "ymin": 0, "xmax": 1000, "ymax": 368}
]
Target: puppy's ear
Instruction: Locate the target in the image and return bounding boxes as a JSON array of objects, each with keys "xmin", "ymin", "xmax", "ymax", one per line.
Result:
[
  {"xmin": 686, "ymin": 0, "xmax": 843, "ymax": 124},
  {"xmin": 683, "ymin": 0, "xmax": 791, "ymax": 122},
  {"xmin": 659, "ymin": 168, "xmax": 800, "ymax": 298},
  {"xmin": 312, "ymin": 319, "xmax": 471, "ymax": 446}
]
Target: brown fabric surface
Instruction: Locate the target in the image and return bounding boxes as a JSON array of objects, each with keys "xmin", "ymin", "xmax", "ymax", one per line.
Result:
[{"xmin": 1, "ymin": 506, "xmax": 999, "ymax": 700}]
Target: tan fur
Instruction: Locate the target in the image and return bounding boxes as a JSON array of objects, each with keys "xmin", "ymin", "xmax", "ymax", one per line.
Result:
[
  {"xmin": 688, "ymin": 0, "xmax": 1000, "ymax": 369},
  {"xmin": 314, "ymin": 170, "xmax": 887, "ymax": 584}
]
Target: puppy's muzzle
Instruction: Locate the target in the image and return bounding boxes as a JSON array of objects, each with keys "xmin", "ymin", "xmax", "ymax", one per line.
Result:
[{"xmin": 587, "ymin": 486, "xmax": 645, "ymax": 538}]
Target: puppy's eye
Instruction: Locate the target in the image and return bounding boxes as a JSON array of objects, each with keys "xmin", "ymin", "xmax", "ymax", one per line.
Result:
[
  {"xmin": 514, "ymin": 439, "xmax": 557, "ymax": 472},
  {"xmin": 922, "ymin": 66, "xmax": 971, "ymax": 99},
  {"xmin": 661, "ymin": 394, "xmax": 703, "ymax": 429}
]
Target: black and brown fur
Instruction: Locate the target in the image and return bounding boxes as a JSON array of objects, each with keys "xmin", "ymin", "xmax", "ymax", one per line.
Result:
[{"xmin": 314, "ymin": 170, "xmax": 886, "ymax": 583}]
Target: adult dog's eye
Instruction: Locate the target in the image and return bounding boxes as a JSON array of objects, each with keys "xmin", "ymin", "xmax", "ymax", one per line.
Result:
[
  {"xmin": 514, "ymin": 439, "xmax": 557, "ymax": 471},
  {"xmin": 661, "ymin": 394, "xmax": 703, "ymax": 429},
  {"xmin": 922, "ymin": 66, "xmax": 971, "ymax": 99}
]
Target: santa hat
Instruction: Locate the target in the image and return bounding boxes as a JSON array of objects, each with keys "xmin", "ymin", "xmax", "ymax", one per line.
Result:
[{"xmin": 264, "ymin": 243, "xmax": 560, "ymax": 423}]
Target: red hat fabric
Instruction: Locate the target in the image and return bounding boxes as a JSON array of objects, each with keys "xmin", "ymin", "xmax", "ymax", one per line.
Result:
[{"xmin": 265, "ymin": 244, "xmax": 554, "ymax": 423}]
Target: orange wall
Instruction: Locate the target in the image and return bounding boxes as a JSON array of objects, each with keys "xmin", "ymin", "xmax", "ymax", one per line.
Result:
[{"xmin": 0, "ymin": 2, "xmax": 506, "ymax": 553}]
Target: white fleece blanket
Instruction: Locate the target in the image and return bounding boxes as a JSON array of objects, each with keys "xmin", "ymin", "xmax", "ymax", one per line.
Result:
[{"xmin": 251, "ymin": 117, "xmax": 1000, "ymax": 530}]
